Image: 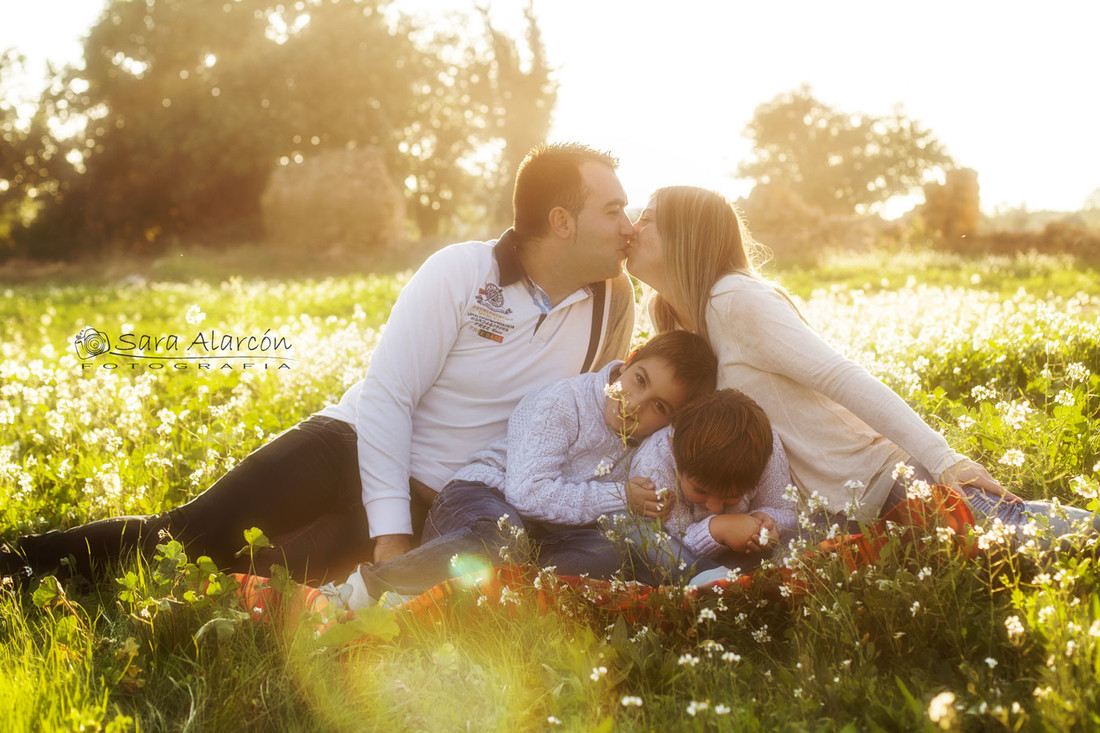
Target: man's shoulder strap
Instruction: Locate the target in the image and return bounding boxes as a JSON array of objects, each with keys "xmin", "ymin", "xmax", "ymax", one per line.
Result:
[
  {"xmin": 580, "ymin": 274, "xmax": 635, "ymax": 374},
  {"xmin": 579, "ymin": 280, "xmax": 607, "ymax": 374}
]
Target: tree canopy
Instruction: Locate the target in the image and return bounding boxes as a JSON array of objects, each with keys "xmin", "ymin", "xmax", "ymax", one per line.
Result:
[
  {"xmin": 738, "ymin": 86, "xmax": 953, "ymax": 216},
  {"xmin": 1, "ymin": 0, "xmax": 555, "ymax": 256}
]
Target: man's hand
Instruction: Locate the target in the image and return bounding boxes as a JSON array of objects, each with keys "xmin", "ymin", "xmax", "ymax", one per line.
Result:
[
  {"xmin": 625, "ymin": 476, "xmax": 671, "ymax": 519},
  {"xmin": 372, "ymin": 534, "xmax": 412, "ymax": 564},
  {"xmin": 708, "ymin": 513, "xmax": 765, "ymax": 553}
]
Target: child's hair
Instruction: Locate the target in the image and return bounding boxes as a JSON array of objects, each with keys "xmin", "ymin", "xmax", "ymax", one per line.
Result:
[
  {"xmin": 672, "ymin": 388, "xmax": 774, "ymax": 498},
  {"xmin": 624, "ymin": 330, "xmax": 717, "ymax": 406}
]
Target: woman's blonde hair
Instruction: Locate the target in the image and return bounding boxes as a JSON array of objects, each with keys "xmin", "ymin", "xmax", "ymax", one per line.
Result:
[{"xmin": 649, "ymin": 186, "xmax": 769, "ymax": 344}]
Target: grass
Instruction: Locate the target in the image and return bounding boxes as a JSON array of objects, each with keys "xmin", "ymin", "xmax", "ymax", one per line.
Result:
[{"xmin": 2, "ymin": 245, "xmax": 1099, "ymax": 730}]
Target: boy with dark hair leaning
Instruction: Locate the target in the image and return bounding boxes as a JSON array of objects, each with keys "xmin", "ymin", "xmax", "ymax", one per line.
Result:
[{"xmin": 620, "ymin": 388, "xmax": 796, "ymax": 585}]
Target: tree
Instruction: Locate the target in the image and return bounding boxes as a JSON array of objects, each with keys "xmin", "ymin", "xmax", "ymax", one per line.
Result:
[
  {"xmin": 6, "ymin": 0, "xmax": 557, "ymax": 255},
  {"xmin": 478, "ymin": 1, "xmax": 558, "ymax": 230},
  {"xmin": 738, "ymin": 86, "xmax": 953, "ymax": 215}
]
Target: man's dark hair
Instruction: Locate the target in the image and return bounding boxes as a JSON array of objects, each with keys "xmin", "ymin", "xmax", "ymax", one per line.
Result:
[
  {"xmin": 512, "ymin": 142, "xmax": 619, "ymax": 242},
  {"xmin": 672, "ymin": 388, "xmax": 774, "ymax": 498}
]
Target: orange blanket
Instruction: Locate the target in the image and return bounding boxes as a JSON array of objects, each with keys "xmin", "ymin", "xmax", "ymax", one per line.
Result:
[{"xmin": 234, "ymin": 485, "xmax": 976, "ymax": 637}]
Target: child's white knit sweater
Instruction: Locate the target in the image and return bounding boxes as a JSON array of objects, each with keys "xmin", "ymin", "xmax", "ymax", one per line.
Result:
[
  {"xmin": 451, "ymin": 361, "xmax": 642, "ymax": 526},
  {"xmin": 630, "ymin": 426, "xmax": 796, "ymax": 558}
]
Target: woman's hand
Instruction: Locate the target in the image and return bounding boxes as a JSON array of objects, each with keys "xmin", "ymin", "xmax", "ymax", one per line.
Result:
[
  {"xmin": 941, "ymin": 458, "xmax": 1022, "ymax": 503},
  {"xmin": 625, "ymin": 476, "xmax": 671, "ymax": 519}
]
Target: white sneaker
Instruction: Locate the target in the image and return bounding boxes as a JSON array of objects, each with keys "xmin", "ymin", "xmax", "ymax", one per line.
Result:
[{"xmin": 688, "ymin": 566, "xmax": 735, "ymax": 586}]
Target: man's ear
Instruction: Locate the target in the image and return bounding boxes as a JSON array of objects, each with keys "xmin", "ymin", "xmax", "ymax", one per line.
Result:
[{"xmin": 548, "ymin": 206, "xmax": 575, "ymax": 239}]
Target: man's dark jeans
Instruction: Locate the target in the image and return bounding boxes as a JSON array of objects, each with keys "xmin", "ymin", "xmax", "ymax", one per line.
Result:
[{"xmin": 13, "ymin": 415, "xmax": 424, "ymax": 583}]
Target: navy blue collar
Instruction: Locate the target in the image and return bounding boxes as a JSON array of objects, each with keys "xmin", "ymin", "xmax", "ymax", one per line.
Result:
[{"xmin": 492, "ymin": 229, "xmax": 525, "ymax": 286}]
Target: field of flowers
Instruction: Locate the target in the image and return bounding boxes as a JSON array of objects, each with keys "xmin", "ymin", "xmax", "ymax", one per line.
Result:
[{"xmin": 1, "ymin": 248, "xmax": 1099, "ymax": 731}]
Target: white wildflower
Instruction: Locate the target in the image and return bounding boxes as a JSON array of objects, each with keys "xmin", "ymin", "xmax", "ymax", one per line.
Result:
[
  {"xmin": 686, "ymin": 701, "xmax": 709, "ymax": 717},
  {"xmin": 185, "ymin": 304, "xmax": 206, "ymax": 325},
  {"xmin": 589, "ymin": 666, "xmax": 607, "ymax": 682},
  {"xmin": 593, "ymin": 457, "xmax": 613, "ymax": 477},
  {"xmin": 927, "ymin": 691, "xmax": 957, "ymax": 729},
  {"xmin": 1066, "ymin": 362, "xmax": 1090, "ymax": 383},
  {"xmin": 906, "ymin": 478, "xmax": 934, "ymax": 501},
  {"xmin": 999, "ymin": 449, "xmax": 1026, "ymax": 468},
  {"xmin": 1004, "ymin": 615, "xmax": 1025, "ymax": 642},
  {"xmin": 620, "ymin": 696, "xmax": 643, "ymax": 708},
  {"xmin": 891, "ymin": 462, "xmax": 916, "ymax": 482},
  {"xmin": 1054, "ymin": 390, "xmax": 1075, "ymax": 407}
]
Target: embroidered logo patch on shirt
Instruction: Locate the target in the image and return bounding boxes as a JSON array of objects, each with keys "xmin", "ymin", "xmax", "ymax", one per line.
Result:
[
  {"xmin": 476, "ymin": 282, "xmax": 512, "ymax": 314},
  {"xmin": 468, "ymin": 281, "xmax": 516, "ymax": 343}
]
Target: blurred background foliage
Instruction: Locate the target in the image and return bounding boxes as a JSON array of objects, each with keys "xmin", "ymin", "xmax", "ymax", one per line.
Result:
[
  {"xmin": 0, "ymin": 0, "xmax": 553, "ymax": 258},
  {"xmin": 1, "ymin": 4, "xmax": 1098, "ymax": 268}
]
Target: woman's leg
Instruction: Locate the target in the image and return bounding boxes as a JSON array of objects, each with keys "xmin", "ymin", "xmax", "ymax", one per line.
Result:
[{"xmin": 963, "ymin": 487, "xmax": 1100, "ymax": 551}]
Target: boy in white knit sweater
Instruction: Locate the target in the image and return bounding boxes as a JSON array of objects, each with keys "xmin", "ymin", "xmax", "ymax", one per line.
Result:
[{"xmin": 619, "ymin": 388, "xmax": 796, "ymax": 585}]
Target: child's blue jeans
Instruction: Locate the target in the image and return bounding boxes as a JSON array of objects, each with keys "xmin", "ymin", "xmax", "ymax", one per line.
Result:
[{"xmin": 358, "ymin": 480, "xmax": 627, "ymax": 596}]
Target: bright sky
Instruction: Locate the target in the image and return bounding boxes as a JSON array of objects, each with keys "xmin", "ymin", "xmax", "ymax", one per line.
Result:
[{"xmin": 3, "ymin": 0, "xmax": 1099, "ymax": 216}]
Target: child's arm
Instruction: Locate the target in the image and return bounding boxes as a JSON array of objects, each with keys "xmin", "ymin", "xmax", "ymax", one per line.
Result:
[
  {"xmin": 742, "ymin": 429, "xmax": 798, "ymax": 539},
  {"xmin": 500, "ymin": 391, "xmax": 627, "ymax": 526},
  {"xmin": 626, "ymin": 428, "xmax": 676, "ymax": 520},
  {"xmin": 707, "ymin": 513, "xmax": 769, "ymax": 553},
  {"xmin": 625, "ymin": 477, "xmax": 673, "ymax": 519}
]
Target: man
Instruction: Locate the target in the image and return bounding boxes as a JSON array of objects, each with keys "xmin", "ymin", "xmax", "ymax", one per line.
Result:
[
  {"xmin": 3, "ymin": 142, "xmax": 635, "ymax": 582},
  {"xmin": 319, "ymin": 142, "xmax": 636, "ymax": 563}
]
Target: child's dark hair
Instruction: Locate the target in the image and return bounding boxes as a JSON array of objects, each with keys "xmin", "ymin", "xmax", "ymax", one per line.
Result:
[
  {"xmin": 672, "ymin": 388, "xmax": 774, "ymax": 498},
  {"xmin": 624, "ymin": 331, "xmax": 717, "ymax": 406}
]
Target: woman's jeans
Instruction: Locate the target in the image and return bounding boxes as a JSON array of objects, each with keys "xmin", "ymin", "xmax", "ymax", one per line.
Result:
[
  {"xmin": 963, "ymin": 487, "xmax": 1100, "ymax": 551},
  {"xmin": 13, "ymin": 416, "xmax": 426, "ymax": 582}
]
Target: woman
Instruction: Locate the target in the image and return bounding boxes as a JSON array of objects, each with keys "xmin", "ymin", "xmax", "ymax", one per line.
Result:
[{"xmin": 623, "ymin": 185, "xmax": 1020, "ymax": 526}]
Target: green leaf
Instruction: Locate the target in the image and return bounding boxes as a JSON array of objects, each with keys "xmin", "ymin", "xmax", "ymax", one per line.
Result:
[
  {"xmin": 194, "ymin": 615, "xmax": 240, "ymax": 644},
  {"xmin": 31, "ymin": 576, "xmax": 60, "ymax": 609},
  {"xmin": 313, "ymin": 606, "xmax": 400, "ymax": 647},
  {"xmin": 243, "ymin": 527, "xmax": 271, "ymax": 549},
  {"xmin": 268, "ymin": 563, "xmax": 293, "ymax": 594}
]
